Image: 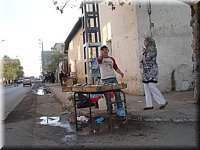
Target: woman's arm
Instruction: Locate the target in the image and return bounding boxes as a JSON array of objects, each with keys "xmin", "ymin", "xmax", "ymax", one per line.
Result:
[{"xmin": 144, "ymin": 46, "xmax": 157, "ymax": 62}]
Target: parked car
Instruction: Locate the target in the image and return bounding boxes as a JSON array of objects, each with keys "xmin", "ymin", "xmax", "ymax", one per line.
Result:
[
  {"xmin": 34, "ymin": 78, "xmax": 42, "ymax": 83},
  {"xmin": 23, "ymin": 77, "xmax": 32, "ymax": 87},
  {"xmin": 17, "ymin": 78, "xmax": 23, "ymax": 84}
]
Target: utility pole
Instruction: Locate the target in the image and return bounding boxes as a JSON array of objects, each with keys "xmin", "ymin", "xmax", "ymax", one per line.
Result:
[{"xmin": 39, "ymin": 39, "xmax": 44, "ymax": 75}]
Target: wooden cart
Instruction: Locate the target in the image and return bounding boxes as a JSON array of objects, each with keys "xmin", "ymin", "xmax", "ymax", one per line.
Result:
[{"xmin": 62, "ymin": 83, "xmax": 128, "ymax": 132}]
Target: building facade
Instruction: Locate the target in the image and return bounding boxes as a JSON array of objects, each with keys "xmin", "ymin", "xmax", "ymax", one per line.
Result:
[{"xmin": 65, "ymin": 0, "xmax": 193, "ymax": 95}]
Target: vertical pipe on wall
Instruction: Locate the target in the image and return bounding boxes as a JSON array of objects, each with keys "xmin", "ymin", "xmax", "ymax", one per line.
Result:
[{"xmin": 147, "ymin": 0, "xmax": 153, "ymax": 36}]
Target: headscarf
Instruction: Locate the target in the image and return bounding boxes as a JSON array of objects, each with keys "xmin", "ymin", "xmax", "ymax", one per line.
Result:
[{"xmin": 145, "ymin": 36, "xmax": 156, "ymax": 47}]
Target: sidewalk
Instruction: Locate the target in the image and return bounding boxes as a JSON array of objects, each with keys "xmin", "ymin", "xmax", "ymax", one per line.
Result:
[{"xmin": 46, "ymin": 83, "xmax": 198, "ymax": 122}]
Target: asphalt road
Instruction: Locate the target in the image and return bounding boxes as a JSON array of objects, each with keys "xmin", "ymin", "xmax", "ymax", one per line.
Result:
[
  {"xmin": 2, "ymin": 83, "xmax": 198, "ymax": 149},
  {"xmin": 3, "ymin": 84, "xmax": 32, "ymax": 120}
]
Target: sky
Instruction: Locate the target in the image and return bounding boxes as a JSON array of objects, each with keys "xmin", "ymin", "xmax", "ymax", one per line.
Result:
[{"xmin": 0, "ymin": 0, "xmax": 81, "ymax": 77}]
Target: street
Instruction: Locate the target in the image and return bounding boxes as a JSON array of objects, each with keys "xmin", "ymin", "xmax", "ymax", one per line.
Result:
[
  {"xmin": 3, "ymin": 83, "xmax": 198, "ymax": 149},
  {"xmin": 3, "ymin": 83, "xmax": 32, "ymax": 120}
]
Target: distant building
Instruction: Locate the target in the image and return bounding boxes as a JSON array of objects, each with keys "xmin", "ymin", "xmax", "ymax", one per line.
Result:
[
  {"xmin": 41, "ymin": 50, "xmax": 53, "ymax": 75},
  {"xmin": 52, "ymin": 43, "xmax": 65, "ymax": 53},
  {"xmin": 52, "ymin": 43, "xmax": 67, "ymax": 83}
]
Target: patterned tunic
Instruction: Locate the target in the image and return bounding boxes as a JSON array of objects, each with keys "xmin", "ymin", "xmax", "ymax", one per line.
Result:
[{"xmin": 141, "ymin": 46, "xmax": 158, "ymax": 83}]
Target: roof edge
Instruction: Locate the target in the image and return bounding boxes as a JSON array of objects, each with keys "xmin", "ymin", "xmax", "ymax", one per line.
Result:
[{"xmin": 64, "ymin": 17, "xmax": 82, "ymax": 52}]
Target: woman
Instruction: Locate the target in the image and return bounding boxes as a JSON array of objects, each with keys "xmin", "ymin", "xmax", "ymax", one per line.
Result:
[{"xmin": 139, "ymin": 36, "xmax": 168, "ymax": 110}]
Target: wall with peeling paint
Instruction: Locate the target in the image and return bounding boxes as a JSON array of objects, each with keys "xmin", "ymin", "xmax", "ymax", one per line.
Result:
[
  {"xmin": 136, "ymin": 1, "xmax": 193, "ymax": 92},
  {"xmin": 98, "ymin": 1, "xmax": 193, "ymax": 95}
]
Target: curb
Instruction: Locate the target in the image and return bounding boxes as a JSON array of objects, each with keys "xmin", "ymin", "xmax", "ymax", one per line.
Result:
[
  {"xmin": 48, "ymin": 86, "xmax": 68, "ymax": 109},
  {"xmin": 128, "ymin": 115, "xmax": 198, "ymax": 122}
]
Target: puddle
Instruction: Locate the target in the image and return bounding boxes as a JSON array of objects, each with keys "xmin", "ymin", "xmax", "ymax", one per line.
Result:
[
  {"xmin": 38, "ymin": 116, "xmax": 78, "ymax": 142},
  {"xmin": 38, "ymin": 116, "xmax": 75, "ymax": 132},
  {"xmin": 33, "ymin": 86, "xmax": 53, "ymax": 96},
  {"xmin": 36, "ymin": 88, "xmax": 45, "ymax": 95}
]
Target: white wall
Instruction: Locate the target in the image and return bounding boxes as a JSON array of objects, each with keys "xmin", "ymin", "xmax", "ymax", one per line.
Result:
[
  {"xmin": 136, "ymin": 0, "xmax": 193, "ymax": 92},
  {"xmin": 99, "ymin": 1, "xmax": 193, "ymax": 95},
  {"xmin": 99, "ymin": 3, "xmax": 143, "ymax": 95}
]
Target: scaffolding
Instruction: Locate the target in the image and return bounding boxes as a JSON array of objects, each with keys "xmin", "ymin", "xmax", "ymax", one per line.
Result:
[{"xmin": 82, "ymin": 0, "xmax": 101, "ymax": 84}]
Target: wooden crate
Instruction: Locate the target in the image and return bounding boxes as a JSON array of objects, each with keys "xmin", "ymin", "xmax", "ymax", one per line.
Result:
[
  {"xmin": 71, "ymin": 86, "xmax": 83, "ymax": 92},
  {"xmin": 69, "ymin": 83, "xmax": 127, "ymax": 93},
  {"xmin": 62, "ymin": 83, "xmax": 127, "ymax": 93},
  {"xmin": 82, "ymin": 85, "xmax": 103, "ymax": 92}
]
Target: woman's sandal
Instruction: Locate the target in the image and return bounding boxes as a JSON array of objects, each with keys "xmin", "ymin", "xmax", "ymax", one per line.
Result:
[{"xmin": 143, "ymin": 106, "xmax": 153, "ymax": 110}]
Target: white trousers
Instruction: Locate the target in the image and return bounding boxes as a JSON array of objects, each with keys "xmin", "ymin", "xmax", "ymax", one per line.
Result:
[{"xmin": 144, "ymin": 82, "xmax": 166, "ymax": 107}]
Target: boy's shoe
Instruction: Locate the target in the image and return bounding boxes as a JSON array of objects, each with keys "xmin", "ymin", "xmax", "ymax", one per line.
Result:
[{"xmin": 117, "ymin": 107, "xmax": 126, "ymax": 117}]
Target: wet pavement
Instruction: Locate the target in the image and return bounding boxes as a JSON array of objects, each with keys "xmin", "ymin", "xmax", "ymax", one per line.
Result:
[{"xmin": 3, "ymin": 82, "xmax": 199, "ymax": 149}]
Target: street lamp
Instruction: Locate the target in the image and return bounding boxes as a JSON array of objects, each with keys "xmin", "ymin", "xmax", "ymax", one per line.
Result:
[
  {"xmin": 39, "ymin": 39, "xmax": 44, "ymax": 75},
  {"xmin": 0, "ymin": 39, "xmax": 6, "ymax": 59},
  {"xmin": 39, "ymin": 39, "xmax": 43, "ymax": 51}
]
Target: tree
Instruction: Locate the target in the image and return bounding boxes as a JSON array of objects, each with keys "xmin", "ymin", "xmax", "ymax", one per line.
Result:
[
  {"xmin": 52, "ymin": 0, "xmax": 79, "ymax": 13},
  {"xmin": 46, "ymin": 50, "xmax": 65, "ymax": 73},
  {"xmin": 2, "ymin": 56, "xmax": 24, "ymax": 84}
]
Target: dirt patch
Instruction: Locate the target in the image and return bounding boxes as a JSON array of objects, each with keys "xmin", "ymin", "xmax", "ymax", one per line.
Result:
[{"xmin": 5, "ymin": 92, "xmax": 37, "ymax": 123}]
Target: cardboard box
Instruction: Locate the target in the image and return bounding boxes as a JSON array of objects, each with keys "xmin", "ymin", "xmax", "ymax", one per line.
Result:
[{"xmin": 62, "ymin": 77, "xmax": 73, "ymax": 86}]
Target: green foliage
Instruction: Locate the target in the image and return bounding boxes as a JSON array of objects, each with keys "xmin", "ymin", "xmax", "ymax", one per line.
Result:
[
  {"xmin": 46, "ymin": 50, "xmax": 65, "ymax": 73},
  {"xmin": 2, "ymin": 56, "xmax": 24, "ymax": 81}
]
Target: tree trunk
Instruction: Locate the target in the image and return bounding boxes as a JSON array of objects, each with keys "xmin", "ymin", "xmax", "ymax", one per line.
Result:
[{"xmin": 190, "ymin": 2, "xmax": 200, "ymax": 104}]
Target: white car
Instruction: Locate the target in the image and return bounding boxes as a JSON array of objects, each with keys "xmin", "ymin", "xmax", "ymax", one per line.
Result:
[
  {"xmin": 23, "ymin": 77, "xmax": 32, "ymax": 86},
  {"xmin": 34, "ymin": 78, "xmax": 42, "ymax": 83}
]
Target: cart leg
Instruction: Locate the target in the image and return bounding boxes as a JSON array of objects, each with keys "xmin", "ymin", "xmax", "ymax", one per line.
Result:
[
  {"xmin": 121, "ymin": 91, "xmax": 128, "ymax": 124},
  {"xmin": 107, "ymin": 100, "xmax": 113, "ymax": 132},
  {"xmin": 74, "ymin": 93, "xmax": 78, "ymax": 132},
  {"xmin": 88, "ymin": 94, "xmax": 93, "ymax": 132}
]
